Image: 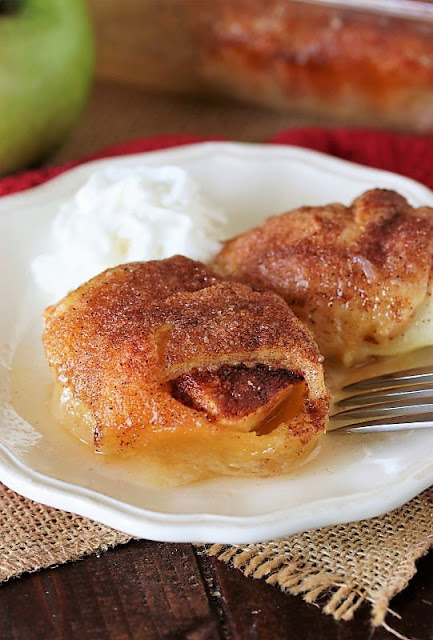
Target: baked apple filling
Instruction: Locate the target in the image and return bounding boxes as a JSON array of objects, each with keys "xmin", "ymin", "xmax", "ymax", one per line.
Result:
[{"xmin": 172, "ymin": 364, "xmax": 304, "ymax": 433}]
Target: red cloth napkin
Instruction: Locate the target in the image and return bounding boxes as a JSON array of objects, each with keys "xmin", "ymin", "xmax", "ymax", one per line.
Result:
[{"xmin": 1, "ymin": 128, "xmax": 433, "ymax": 196}]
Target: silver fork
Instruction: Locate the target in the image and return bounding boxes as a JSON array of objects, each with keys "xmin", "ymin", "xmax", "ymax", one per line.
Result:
[{"xmin": 329, "ymin": 365, "xmax": 433, "ymax": 434}]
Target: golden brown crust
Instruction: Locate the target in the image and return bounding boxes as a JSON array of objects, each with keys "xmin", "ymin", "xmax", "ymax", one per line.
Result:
[
  {"xmin": 43, "ymin": 256, "xmax": 329, "ymax": 483},
  {"xmin": 213, "ymin": 189, "xmax": 433, "ymax": 364}
]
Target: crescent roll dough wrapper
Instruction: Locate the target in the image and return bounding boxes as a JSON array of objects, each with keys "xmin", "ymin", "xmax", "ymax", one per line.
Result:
[
  {"xmin": 213, "ymin": 189, "xmax": 433, "ymax": 366},
  {"xmin": 43, "ymin": 255, "xmax": 328, "ymax": 485}
]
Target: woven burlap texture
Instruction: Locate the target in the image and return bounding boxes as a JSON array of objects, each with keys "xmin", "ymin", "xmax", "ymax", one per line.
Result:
[
  {"xmin": 1, "ymin": 481, "xmax": 431, "ymax": 628},
  {"xmin": 205, "ymin": 486, "xmax": 432, "ymax": 628},
  {"xmin": 0, "ymin": 483, "xmax": 131, "ymax": 582}
]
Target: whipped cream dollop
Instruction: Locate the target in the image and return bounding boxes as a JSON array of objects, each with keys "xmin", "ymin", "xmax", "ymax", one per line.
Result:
[{"xmin": 32, "ymin": 164, "xmax": 226, "ymax": 300}]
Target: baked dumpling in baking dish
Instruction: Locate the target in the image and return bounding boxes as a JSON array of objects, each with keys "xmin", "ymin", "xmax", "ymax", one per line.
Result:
[
  {"xmin": 213, "ymin": 189, "xmax": 433, "ymax": 366},
  {"xmin": 43, "ymin": 256, "xmax": 328, "ymax": 486}
]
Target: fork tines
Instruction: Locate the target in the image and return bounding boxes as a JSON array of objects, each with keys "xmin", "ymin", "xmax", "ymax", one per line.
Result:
[
  {"xmin": 330, "ymin": 413, "xmax": 433, "ymax": 435},
  {"xmin": 330, "ymin": 365, "xmax": 433, "ymax": 434},
  {"xmin": 342, "ymin": 365, "xmax": 433, "ymax": 392}
]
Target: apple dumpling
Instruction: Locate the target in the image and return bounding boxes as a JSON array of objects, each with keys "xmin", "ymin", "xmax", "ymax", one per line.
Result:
[
  {"xmin": 213, "ymin": 189, "xmax": 433, "ymax": 365},
  {"xmin": 43, "ymin": 255, "xmax": 329, "ymax": 485}
]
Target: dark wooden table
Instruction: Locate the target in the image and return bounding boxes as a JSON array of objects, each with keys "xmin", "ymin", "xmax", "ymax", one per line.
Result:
[
  {"xmin": 2, "ymin": 540, "xmax": 432, "ymax": 639},
  {"xmin": 2, "ymin": 82, "xmax": 431, "ymax": 639}
]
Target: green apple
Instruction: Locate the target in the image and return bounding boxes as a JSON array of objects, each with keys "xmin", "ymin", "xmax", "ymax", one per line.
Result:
[{"xmin": 0, "ymin": 0, "xmax": 93, "ymax": 175}]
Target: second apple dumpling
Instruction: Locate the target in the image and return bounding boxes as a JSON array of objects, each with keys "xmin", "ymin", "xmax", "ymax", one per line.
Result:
[{"xmin": 213, "ymin": 189, "xmax": 433, "ymax": 365}]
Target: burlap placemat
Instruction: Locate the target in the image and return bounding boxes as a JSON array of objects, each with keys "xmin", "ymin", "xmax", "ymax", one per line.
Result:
[
  {"xmin": 1, "ymin": 482, "xmax": 431, "ymax": 631},
  {"xmin": 205, "ymin": 487, "xmax": 433, "ymax": 629},
  {"xmin": 0, "ymin": 483, "xmax": 131, "ymax": 583}
]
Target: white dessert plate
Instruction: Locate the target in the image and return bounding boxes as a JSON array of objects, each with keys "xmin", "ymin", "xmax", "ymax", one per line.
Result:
[{"xmin": 1, "ymin": 142, "xmax": 433, "ymax": 544}]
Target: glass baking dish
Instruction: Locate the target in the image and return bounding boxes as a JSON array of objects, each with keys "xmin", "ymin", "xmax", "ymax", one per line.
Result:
[{"xmin": 187, "ymin": 0, "xmax": 433, "ymax": 131}]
